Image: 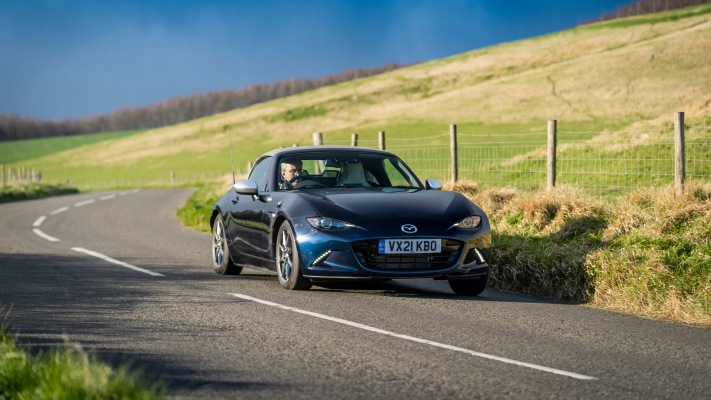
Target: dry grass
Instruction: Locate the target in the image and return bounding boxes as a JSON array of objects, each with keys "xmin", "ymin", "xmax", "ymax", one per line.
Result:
[
  {"xmin": 443, "ymin": 180, "xmax": 479, "ymax": 195},
  {"xmin": 588, "ymin": 184, "xmax": 711, "ymax": 325},
  {"xmin": 460, "ymin": 183, "xmax": 711, "ymax": 327}
]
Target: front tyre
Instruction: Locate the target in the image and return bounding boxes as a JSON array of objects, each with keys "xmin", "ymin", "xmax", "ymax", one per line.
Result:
[
  {"xmin": 448, "ymin": 273, "xmax": 488, "ymax": 296},
  {"xmin": 212, "ymin": 218, "xmax": 242, "ymax": 275},
  {"xmin": 276, "ymin": 222, "xmax": 312, "ymax": 290}
]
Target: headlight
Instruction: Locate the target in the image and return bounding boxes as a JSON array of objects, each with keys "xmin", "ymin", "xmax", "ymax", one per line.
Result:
[
  {"xmin": 453, "ymin": 215, "xmax": 482, "ymax": 229},
  {"xmin": 307, "ymin": 217, "xmax": 356, "ymax": 230}
]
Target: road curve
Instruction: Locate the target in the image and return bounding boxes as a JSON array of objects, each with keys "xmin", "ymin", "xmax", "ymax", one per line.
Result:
[{"xmin": 1, "ymin": 189, "xmax": 709, "ymax": 399}]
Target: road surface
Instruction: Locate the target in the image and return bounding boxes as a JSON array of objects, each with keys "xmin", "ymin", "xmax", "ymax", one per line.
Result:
[{"xmin": 1, "ymin": 189, "xmax": 709, "ymax": 399}]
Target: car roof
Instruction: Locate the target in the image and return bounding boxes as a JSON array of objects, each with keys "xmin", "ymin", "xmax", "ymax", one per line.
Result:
[{"xmin": 261, "ymin": 145, "xmax": 394, "ymax": 159}]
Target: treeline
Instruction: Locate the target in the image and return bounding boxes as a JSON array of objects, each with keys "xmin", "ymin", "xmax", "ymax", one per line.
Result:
[
  {"xmin": 581, "ymin": 0, "xmax": 711, "ymax": 24},
  {"xmin": 0, "ymin": 62, "xmax": 404, "ymax": 141}
]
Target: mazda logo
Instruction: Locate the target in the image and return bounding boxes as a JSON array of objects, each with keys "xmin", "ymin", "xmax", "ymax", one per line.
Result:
[{"xmin": 401, "ymin": 224, "xmax": 417, "ymax": 234}]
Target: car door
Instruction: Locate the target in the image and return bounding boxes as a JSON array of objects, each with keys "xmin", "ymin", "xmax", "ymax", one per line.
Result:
[{"xmin": 227, "ymin": 156, "xmax": 276, "ymax": 266}]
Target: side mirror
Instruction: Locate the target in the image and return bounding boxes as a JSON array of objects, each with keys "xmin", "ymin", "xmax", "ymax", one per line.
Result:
[
  {"xmin": 233, "ymin": 179, "xmax": 258, "ymax": 195},
  {"xmin": 425, "ymin": 178, "xmax": 443, "ymax": 190}
]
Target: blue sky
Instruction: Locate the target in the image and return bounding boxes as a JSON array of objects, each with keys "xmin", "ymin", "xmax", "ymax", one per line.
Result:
[{"xmin": 0, "ymin": 0, "xmax": 632, "ymax": 120}]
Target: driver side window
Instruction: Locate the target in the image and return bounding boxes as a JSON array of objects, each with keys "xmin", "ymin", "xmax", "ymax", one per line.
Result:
[{"xmin": 249, "ymin": 157, "xmax": 272, "ymax": 192}]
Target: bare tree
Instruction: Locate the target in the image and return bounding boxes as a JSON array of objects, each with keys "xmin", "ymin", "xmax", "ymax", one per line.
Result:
[{"xmin": 581, "ymin": 0, "xmax": 710, "ymax": 25}]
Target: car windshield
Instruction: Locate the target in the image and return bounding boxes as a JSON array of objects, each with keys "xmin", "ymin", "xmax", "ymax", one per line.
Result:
[{"xmin": 277, "ymin": 152, "xmax": 422, "ymax": 191}]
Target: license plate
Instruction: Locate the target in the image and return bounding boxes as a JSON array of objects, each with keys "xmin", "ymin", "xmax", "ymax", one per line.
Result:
[{"xmin": 379, "ymin": 239, "xmax": 441, "ymax": 254}]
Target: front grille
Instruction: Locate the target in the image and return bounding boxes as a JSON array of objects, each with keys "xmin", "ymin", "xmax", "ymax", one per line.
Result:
[{"xmin": 352, "ymin": 239, "xmax": 464, "ymax": 271}]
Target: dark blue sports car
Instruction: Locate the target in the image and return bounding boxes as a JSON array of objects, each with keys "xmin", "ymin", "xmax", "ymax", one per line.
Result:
[{"xmin": 210, "ymin": 146, "xmax": 491, "ymax": 295}]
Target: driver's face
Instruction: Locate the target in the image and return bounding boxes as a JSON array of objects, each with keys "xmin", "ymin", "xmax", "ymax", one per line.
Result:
[{"xmin": 282, "ymin": 162, "xmax": 303, "ymax": 183}]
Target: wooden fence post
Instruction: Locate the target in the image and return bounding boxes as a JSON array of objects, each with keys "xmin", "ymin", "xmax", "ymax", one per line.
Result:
[
  {"xmin": 351, "ymin": 133, "xmax": 358, "ymax": 147},
  {"xmin": 378, "ymin": 131, "xmax": 386, "ymax": 150},
  {"xmin": 675, "ymin": 111, "xmax": 685, "ymax": 196},
  {"xmin": 547, "ymin": 120, "xmax": 557, "ymax": 192},
  {"xmin": 313, "ymin": 132, "xmax": 323, "ymax": 146},
  {"xmin": 450, "ymin": 124, "xmax": 458, "ymax": 183}
]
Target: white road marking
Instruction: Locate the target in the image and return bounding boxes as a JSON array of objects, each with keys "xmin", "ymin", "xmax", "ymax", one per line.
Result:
[
  {"xmin": 31, "ymin": 191, "xmax": 157, "ymax": 276},
  {"xmin": 230, "ymin": 293, "xmax": 599, "ymax": 381},
  {"xmin": 75, "ymin": 199, "xmax": 95, "ymax": 207},
  {"xmin": 33, "ymin": 228, "xmax": 60, "ymax": 242},
  {"xmin": 51, "ymin": 206, "xmax": 69, "ymax": 215},
  {"xmin": 71, "ymin": 247, "xmax": 164, "ymax": 277}
]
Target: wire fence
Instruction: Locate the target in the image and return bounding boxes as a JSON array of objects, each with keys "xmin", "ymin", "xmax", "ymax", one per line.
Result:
[
  {"xmin": 317, "ymin": 114, "xmax": 711, "ymax": 198},
  {"xmin": 0, "ymin": 167, "xmax": 227, "ymax": 191},
  {"xmin": 0, "ymin": 165, "xmax": 43, "ymax": 186},
  {"xmin": 65, "ymin": 172, "xmax": 228, "ymax": 191},
  {"xmin": 4, "ymin": 114, "xmax": 708, "ymax": 198}
]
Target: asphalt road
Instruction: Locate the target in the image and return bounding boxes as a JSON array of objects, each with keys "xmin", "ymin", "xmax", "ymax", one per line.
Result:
[{"xmin": 1, "ymin": 189, "xmax": 709, "ymax": 399}]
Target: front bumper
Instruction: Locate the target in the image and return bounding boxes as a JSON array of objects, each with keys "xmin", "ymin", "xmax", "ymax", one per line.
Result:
[{"xmin": 292, "ymin": 219, "xmax": 491, "ymax": 280}]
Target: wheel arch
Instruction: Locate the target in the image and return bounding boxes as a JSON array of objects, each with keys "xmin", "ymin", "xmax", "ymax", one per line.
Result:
[
  {"xmin": 271, "ymin": 215, "xmax": 288, "ymax": 257},
  {"xmin": 210, "ymin": 206, "xmax": 222, "ymax": 229}
]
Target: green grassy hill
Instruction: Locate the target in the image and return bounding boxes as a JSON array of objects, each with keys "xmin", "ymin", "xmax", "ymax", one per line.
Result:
[{"xmin": 4, "ymin": 4, "xmax": 710, "ymax": 189}]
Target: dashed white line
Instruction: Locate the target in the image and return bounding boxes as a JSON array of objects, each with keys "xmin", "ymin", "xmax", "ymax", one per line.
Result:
[
  {"xmin": 75, "ymin": 199, "xmax": 95, "ymax": 207},
  {"xmin": 31, "ymin": 190, "xmax": 156, "ymax": 276},
  {"xmin": 72, "ymin": 247, "xmax": 164, "ymax": 277},
  {"xmin": 230, "ymin": 293, "xmax": 599, "ymax": 381},
  {"xmin": 33, "ymin": 228, "xmax": 60, "ymax": 242},
  {"xmin": 51, "ymin": 206, "xmax": 69, "ymax": 215}
]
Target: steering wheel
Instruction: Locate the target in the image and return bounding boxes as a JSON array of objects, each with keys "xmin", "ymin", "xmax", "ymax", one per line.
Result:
[
  {"xmin": 284, "ymin": 173, "xmax": 311, "ymax": 190},
  {"xmin": 294, "ymin": 179, "xmax": 327, "ymax": 189}
]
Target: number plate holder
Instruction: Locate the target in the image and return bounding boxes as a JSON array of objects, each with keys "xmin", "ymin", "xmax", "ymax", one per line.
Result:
[{"xmin": 378, "ymin": 239, "xmax": 441, "ymax": 254}]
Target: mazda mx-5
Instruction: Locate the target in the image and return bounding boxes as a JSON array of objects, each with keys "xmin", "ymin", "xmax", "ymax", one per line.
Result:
[{"xmin": 210, "ymin": 146, "xmax": 491, "ymax": 295}]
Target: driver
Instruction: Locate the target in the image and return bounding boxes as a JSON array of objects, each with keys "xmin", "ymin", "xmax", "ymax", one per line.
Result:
[{"xmin": 280, "ymin": 159, "xmax": 303, "ymax": 189}]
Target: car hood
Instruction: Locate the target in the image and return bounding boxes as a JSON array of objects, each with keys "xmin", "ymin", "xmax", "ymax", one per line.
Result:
[{"xmin": 297, "ymin": 188, "xmax": 481, "ymax": 234}]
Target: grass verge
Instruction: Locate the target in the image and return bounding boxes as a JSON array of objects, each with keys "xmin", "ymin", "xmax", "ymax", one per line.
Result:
[
  {"xmin": 458, "ymin": 181, "xmax": 710, "ymax": 327},
  {"xmin": 0, "ymin": 183, "xmax": 79, "ymax": 203},
  {"xmin": 176, "ymin": 176, "xmax": 233, "ymax": 233},
  {"xmin": 0, "ymin": 324, "xmax": 164, "ymax": 399}
]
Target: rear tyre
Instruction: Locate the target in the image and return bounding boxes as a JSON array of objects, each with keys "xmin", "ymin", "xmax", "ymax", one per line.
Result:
[
  {"xmin": 276, "ymin": 222, "xmax": 312, "ymax": 290},
  {"xmin": 448, "ymin": 273, "xmax": 488, "ymax": 296},
  {"xmin": 212, "ymin": 218, "xmax": 242, "ymax": 275}
]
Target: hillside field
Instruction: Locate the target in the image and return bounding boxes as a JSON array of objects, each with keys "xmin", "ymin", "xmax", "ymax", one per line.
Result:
[{"xmin": 2, "ymin": 4, "xmax": 710, "ymax": 190}]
